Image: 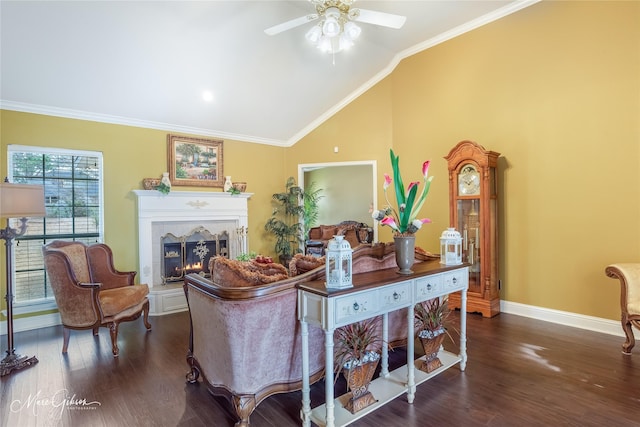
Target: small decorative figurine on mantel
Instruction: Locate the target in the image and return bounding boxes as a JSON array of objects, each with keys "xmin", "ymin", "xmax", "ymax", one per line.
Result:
[{"xmin": 157, "ymin": 172, "xmax": 172, "ymax": 195}]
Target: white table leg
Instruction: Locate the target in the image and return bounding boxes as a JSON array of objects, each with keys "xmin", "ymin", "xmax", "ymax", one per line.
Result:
[
  {"xmin": 407, "ymin": 305, "xmax": 415, "ymax": 403},
  {"xmin": 460, "ymin": 286, "xmax": 468, "ymax": 371},
  {"xmin": 300, "ymin": 320, "xmax": 311, "ymax": 427},
  {"xmin": 380, "ymin": 312, "xmax": 389, "ymax": 377},
  {"xmin": 325, "ymin": 328, "xmax": 335, "ymax": 427}
]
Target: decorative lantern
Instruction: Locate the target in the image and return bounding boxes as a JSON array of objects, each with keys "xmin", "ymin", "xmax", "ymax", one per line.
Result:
[
  {"xmin": 325, "ymin": 235, "xmax": 353, "ymax": 289},
  {"xmin": 440, "ymin": 228, "xmax": 463, "ymax": 266}
]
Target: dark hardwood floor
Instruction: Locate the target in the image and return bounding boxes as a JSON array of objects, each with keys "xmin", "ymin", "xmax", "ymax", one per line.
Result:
[{"xmin": 2, "ymin": 310, "xmax": 639, "ymax": 427}]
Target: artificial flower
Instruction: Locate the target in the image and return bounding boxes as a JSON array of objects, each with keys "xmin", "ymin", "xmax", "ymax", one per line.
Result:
[{"xmin": 375, "ymin": 149, "xmax": 433, "ymax": 235}]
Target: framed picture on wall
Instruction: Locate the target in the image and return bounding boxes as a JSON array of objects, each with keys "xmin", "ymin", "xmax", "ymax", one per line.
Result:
[{"xmin": 167, "ymin": 134, "xmax": 224, "ymax": 187}]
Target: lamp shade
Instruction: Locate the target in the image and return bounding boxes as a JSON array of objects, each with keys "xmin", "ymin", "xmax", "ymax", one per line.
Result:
[
  {"xmin": 343, "ymin": 21, "xmax": 361, "ymax": 40},
  {"xmin": 0, "ymin": 183, "xmax": 46, "ymax": 218},
  {"xmin": 305, "ymin": 25, "xmax": 322, "ymax": 44}
]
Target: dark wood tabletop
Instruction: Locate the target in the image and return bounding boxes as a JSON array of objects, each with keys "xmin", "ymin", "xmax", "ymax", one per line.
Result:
[{"xmin": 297, "ymin": 259, "xmax": 469, "ymax": 297}]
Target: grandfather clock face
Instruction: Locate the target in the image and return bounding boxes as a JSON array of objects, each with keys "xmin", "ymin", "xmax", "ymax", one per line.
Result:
[{"xmin": 458, "ymin": 164, "xmax": 480, "ymax": 196}]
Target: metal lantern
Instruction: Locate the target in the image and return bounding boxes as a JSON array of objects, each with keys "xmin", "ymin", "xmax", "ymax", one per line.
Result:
[
  {"xmin": 440, "ymin": 228, "xmax": 463, "ymax": 266},
  {"xmin": 325, "ymin": 235, "xmax": 353, "ymax": 289}
]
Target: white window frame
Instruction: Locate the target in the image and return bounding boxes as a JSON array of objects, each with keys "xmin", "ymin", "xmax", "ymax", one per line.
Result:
[{"xmin": 6, "ymin": 145, "xmax": 104, "ymax": 316}]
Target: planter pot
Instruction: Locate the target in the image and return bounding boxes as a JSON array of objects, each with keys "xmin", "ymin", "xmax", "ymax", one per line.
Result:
[
  {"xmin": 394, "ymin": 235, "xmax": 416, "ymax": 275},
  {"xmin": 342, "ymin": 357, "xmax": 379, "ymax": 414},
  {"xmin": 142, "ymin": 178, "xmax": 160, "ymax": 190},
  {"xmin": 418, "ymin": 327, "xmax": 446, "ymax": 373},
  {"xmin": 232, "ymin": 182, "xmax": 247, "ymax": 192}
]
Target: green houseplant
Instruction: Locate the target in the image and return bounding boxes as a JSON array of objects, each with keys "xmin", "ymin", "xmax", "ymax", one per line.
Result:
[
  {"xmin": 264, "ymin": 177, "xmax": 322, "ymax": 266},
  {"xmin": 334, "ymin": 317, "xmax": 383, "ymax": 414},
  {"xmin": 414, "ymin": 296, "xmax": 453, "ymax": 373},
  {"xmin": 302, "ymin": 180, "xmax": 323, "ymax": 241}
]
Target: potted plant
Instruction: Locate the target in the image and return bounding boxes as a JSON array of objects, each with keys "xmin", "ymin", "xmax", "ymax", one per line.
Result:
[
  {"xmin": 414, "ymin": 296, "xmax": 453, "ymax": 373},
  {"xmin": 334, "ymin": 317, "xmax": 383, "ymax": 414},
  {"xmin": 264, "ymin": 177, "xmax": 322, "ymax": 266}
]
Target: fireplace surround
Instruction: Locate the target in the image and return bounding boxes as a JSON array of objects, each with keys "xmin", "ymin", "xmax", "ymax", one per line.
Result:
[{"xmin": 133, "ymin": 190, "xmax": 250, "ymax": 315}]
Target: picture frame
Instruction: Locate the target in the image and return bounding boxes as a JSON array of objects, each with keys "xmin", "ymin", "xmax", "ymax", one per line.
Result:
[{"xmin": 167, "ymin": 134, "xmax": 224, "ymax": 187}]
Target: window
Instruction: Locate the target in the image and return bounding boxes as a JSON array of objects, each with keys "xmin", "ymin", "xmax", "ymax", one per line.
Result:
[{"xmin": 7, "ymin": 145, "xmax": 104, "ymax": 307}]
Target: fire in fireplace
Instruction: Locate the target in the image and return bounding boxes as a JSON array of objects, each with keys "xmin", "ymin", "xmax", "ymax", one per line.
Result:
[{"xmin": 161, "ymin": 226, "xmax": 228, "ymax": 284}]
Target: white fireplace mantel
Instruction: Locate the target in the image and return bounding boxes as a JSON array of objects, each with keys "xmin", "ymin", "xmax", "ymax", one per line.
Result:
[{"xmin": 133, "ymin": 189, "xmax": 251, "ymax": 315}]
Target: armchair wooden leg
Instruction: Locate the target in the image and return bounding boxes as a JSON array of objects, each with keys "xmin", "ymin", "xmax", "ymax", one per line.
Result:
[
  {"xmin": 62, "ymin": 327, "xmax": 70, "ymax": 353},
  {"xmin": 109, "ymin": 322, "xmax": 120, "ymax": 357},
  {"xmin": 621, "ymin": 315, "xmax": 635, "ymax": 355}
]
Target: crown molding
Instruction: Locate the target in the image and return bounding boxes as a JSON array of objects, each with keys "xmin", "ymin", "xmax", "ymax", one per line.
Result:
[{"xmin": 0, "ymin": 100, "xmax": 289, "ymax": 147}]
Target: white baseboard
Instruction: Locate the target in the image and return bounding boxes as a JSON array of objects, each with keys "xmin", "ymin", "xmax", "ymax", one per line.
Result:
[
  {"xmin": 1, "ymin": 286, "xmax": 189, "ymax": 335},
  {"xmin": 1, "ymin": 300, "xmax": 625, "ymax": 337},
  {"xmin": 0, "ymin": 312, "xmax": 62, "ymax": 335},
  {"xmin": 501, "ymin": 300, "xmax": 624, "ymax": 337}
]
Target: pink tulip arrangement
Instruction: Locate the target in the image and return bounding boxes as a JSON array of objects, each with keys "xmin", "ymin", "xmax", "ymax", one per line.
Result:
[{"xmin": 372, "ymin": 149, "xmax": 433, "ymax": 236}]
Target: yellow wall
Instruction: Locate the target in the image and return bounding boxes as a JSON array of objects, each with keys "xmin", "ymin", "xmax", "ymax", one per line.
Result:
[{"xmin": 1, "ymin": 1, "xmax": 638, "ymax": 322}]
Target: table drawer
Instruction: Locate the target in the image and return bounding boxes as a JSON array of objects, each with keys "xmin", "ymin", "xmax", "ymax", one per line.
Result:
[
  {"xmin": 444, "ymin": 268, "xmax": 468, "ymax": 291},
  {"xmin": 415, "ymin": 274, "xmax": 443, "ymax": 299},
  {"xmin": 335, "ymin": 291, "xmax": 378, "ymax": 324},
  {"xmin": 379, "ymin": 281, "xmax": 411, "ymax": 309}
]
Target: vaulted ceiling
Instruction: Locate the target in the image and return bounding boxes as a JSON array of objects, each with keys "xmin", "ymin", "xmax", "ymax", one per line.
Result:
[{"xmin": 0, "ymin": 1, "xmax": 537, "ymax": 146}]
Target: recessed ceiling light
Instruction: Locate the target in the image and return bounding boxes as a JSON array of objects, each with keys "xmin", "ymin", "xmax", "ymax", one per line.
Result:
[{"xmin": 202, "ymin": 91, "xmax": 214, "ymax": 102}]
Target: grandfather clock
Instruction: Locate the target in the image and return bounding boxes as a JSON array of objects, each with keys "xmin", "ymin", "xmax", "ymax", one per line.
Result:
[{"xmin": 445, "ymin": 140, "xmax": 500, "ymax": 317}]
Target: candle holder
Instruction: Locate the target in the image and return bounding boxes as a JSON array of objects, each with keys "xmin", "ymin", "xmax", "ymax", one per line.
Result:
[
  {"xmin": 325, "ymin": 235, "xmax": 353, "ymax": 289},
  {"xmin": 440, "ymin": 227, "xmax": 463, "ymax": 266}
]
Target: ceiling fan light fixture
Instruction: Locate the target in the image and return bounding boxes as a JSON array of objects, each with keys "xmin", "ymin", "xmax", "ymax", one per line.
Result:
[
  {"xmin": 339, "ymin": 33, "xmax": 354, "ymax": 51},
  {"xmin": 343, "ymin": 21, "xmax": 361, "ymax": 40},
  {"xmin": 322, "ymin": 16, "xmax": 341, "ymax": 37},
  {"xmin": 265, "ymin": 1, "xmax": 407, "ymax": 58},
  {"xmin": 306, "ymin": 25, "xmax": 322, "ymax": 44},
  {"xmin": 318, "ymin": 36, "xmax": 333, "ymax": 53}
]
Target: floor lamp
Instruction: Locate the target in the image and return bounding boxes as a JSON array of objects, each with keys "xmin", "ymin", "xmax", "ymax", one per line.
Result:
[{"xmin": 0, "ymin": 181, "xmax": 45, "ymax": 376}]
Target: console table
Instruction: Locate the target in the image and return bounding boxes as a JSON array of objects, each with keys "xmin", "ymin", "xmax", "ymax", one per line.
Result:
[{"xmin": 297, "ymin": 260, "xmax": 468, "ymax": 427}]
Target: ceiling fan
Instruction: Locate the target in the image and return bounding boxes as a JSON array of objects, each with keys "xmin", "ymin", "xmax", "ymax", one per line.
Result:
[{"xmin": 265, "ymin": 0, "xmax": 406, "ymax": 53}]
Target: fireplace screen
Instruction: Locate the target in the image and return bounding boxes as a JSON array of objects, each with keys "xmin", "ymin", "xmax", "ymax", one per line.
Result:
[{"xmin": 161, "ymin": 227, "xmax": 228, "ymax": 283}]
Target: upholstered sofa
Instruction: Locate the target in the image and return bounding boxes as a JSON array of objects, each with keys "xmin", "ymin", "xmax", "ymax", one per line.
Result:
[
  {"xmin": 183, "ymin": 243, "xmax": 437, "ymax": 427},
  {"xmin": 306, "ymin": 220, "xmax": 373, "ymax": 255}
]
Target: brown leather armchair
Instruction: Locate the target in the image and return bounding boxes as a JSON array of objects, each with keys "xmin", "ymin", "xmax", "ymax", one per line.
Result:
[
  {"xmin": 605, "ymin": 263, "xmax": 640, "ymax": 354},
  {"xmin": 43, "ymin": 241, "xmax": 151, "ymax": 357}
]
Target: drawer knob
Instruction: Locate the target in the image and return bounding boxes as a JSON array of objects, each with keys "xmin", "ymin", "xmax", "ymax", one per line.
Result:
[
  {"xmin": 353, "ymin": 302, "xmax": 360, "ymax": 311},
  {"xmin": 393, "ymin": 292, "xmax": 399, "ymax": 300},
  {"xmin": 452, "ymin": 277, "xmax": 457, "ymax": 284},
  {"xmin": 426, "ymin": 284, "xmax": 432, "ymax": 290}
]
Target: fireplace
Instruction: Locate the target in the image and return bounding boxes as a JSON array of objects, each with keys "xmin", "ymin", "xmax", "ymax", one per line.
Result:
[
  {"xmin": 133, "ymin": 190, "xmax": 251, "ymax": 315},
  {"xmin": 161, "ymin": 227, "xmax": 228, "ymax": 283}
]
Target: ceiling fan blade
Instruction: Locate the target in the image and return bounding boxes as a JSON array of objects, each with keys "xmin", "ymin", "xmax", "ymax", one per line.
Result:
[
  {"xmin": 352, "ymin": 9, "xmax": 406, "ymax": 29},
  {"xmin": 264, "ymin": 14, "xmax": 319, "ymax": 35}
]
